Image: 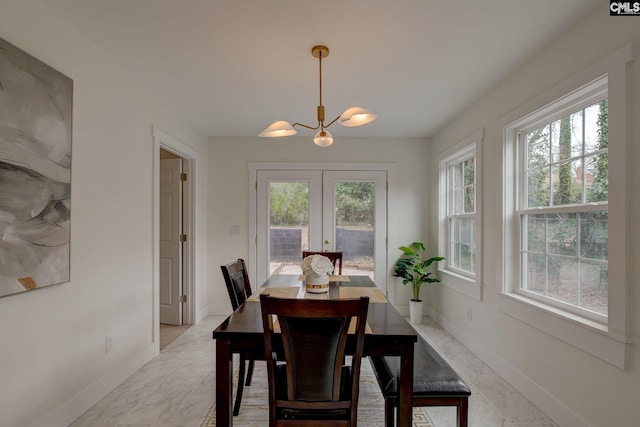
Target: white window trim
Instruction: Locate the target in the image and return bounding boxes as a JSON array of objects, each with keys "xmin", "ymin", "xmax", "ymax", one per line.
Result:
[
  {"xmin": 438, "ymin": 129, "xmax": 483, "ymax": 301},
  {"xmin": 499, "ymin": 44, "xmax": 634, "ymax": 369}
]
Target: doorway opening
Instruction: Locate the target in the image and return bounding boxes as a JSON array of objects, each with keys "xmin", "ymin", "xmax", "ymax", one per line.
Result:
[
  {"xmin": 250, "ymin": 163, "xmax": 392, "ymax": 296},
  {"xmin": 153, "ymin": 128, "xmax": 197, "ymax": 352},
  {"xmin": 159, "ymin": 323, "xmax": 191, "ymax": 350}
]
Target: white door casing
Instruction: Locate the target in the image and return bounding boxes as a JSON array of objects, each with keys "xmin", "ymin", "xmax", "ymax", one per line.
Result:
[{"xmin": 159, "ymin": 158, "xmax": 183, "ymax": 325}]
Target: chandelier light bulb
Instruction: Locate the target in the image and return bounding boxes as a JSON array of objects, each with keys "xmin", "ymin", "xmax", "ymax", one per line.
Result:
[{"xmin": 313, "ymin": 130, "xmax": 334, "ymax": 147}]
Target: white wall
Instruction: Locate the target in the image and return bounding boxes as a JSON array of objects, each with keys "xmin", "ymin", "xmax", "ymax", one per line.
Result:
[
  {"xmin": 425, "ymin": 4, "xmax": 640, "ymax": 426},
  {"xmin": 207, "ymin": 136, "xmax": 430, "ymax": 315},
  {"xmin": 0, "ymin": 1, "xmax": 209, "ymax": 426},
  {"xmin": 5, "ymin": 1, "xmax": 634, "ymax": 426}
]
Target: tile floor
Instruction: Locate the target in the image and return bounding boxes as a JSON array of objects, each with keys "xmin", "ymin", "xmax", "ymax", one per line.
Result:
[{"xmin": 70, "ymin": 315, "xmax": 558, "ymax": 427}]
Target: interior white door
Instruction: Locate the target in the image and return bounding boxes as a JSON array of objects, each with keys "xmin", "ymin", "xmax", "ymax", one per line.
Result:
[
  {"xmin": 255, "ymin": 168, "xmax": 388, "ymax": 293},
  {"xmin": 159, "ymin": 158, "xmax": 183, "ymax": 325}
]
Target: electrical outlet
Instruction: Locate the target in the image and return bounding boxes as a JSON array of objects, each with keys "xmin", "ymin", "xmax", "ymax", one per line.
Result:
[
  {"xmin": 466, "ymin": 307, "xmax": 473, "ymax": 322},
  {"xmin": 105, "ymin": 336, "xmax": 113, "ymax": 354}
]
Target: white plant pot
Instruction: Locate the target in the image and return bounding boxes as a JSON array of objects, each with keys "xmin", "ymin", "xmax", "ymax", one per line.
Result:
[{"xmin": 409, "ymin": 300, "xmax": 423, "ymax": 324}]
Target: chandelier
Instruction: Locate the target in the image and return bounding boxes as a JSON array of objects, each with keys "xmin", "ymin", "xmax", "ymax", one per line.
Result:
[{"xmin": 259, "ymin": 45, "xmax": 378, "ymax": 147}]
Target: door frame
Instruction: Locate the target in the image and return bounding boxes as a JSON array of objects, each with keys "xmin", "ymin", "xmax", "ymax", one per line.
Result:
[
  {"xmin": 153, "ymin": 127, "xmax": 196, "ymax": 351},
  {"xmin": 248, "ymin": 162, "xmax": 396, "ymax": 300}
]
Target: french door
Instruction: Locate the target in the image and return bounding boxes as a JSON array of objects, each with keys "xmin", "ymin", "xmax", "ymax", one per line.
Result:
[{"xmin": 255, "ymin": 168, "xmax": 387, "ymax": 293}]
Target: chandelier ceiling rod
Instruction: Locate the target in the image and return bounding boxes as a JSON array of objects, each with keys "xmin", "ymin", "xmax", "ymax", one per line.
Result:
[{"xmin": 290, "ymin": 45, "xmax": 334, "ymax": 131}]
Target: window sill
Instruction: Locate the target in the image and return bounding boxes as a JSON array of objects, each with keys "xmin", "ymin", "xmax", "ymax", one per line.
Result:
[
  {"xmin": 438, "ymin": 269, "xmax": 482, "ymax": 301},
  {"xmin": 498, "ymin": 292, "xmax": 628, "ymax": 369}
]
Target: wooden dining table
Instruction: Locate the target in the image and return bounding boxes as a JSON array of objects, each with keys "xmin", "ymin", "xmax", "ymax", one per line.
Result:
[{"xmin": 212, "ymin": 274, "xmax": 417, "ymax": 427}]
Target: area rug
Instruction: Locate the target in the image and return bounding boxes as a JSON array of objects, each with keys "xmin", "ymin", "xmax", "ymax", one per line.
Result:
[{"xmin": 201, "ymin": 357, "xmax": 435, "ymax": 426}]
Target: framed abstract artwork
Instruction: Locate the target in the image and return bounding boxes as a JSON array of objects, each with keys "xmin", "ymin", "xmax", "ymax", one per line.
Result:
[{"xmin": 0, "ymin": 37, "xmax": 73, "ymax": 298}]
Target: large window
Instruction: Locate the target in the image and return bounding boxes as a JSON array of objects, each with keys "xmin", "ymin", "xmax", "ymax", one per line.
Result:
[
  {"xmin": 438, "ymin": 130, "xmax": 482, "ymax": 300},
  {"xmin": 519, "ymin": 97, "xmax": 608, "ymax": 321},
  {"xmin": 445, "ymin": 147, "xmax": 476, "ymax": 276},
  {"xmin": 501, "ymin": 44, "xmax": 632, "ymax": 368}
]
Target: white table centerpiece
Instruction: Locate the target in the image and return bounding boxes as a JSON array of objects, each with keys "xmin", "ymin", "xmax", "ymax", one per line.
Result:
[{"xmin": 301, "ymin": 254, "xmax": 334, "ymax": 293}]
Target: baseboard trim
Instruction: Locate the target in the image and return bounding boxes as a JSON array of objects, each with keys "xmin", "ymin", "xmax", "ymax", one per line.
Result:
[
  {"xmin": 427, "ymin": 307, "xmax": 592, "ymax": 427},
  {"xmin": 396, "ymin": 303, "xmax": 409, "ymax": 316},
  {"xmin": 34, "ymin": 343, "xmax": 156, "ymax": 427},
  {"xmin": 196, "ymin": 304, "xmax": 209, "ymax": 323}
]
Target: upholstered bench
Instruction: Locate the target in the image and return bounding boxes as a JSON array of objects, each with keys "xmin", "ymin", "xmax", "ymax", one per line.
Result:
[{"xmin": 369, "ymin": 335, "xmax": 471, "ymax": 427}]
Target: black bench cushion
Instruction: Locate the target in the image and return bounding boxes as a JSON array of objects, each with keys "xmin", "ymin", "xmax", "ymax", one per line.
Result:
[{"xmin": 370, "ymin": 336, "xmax": 471, "ymax": 398}]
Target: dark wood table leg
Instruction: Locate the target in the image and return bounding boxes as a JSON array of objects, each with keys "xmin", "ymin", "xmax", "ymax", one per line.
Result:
[
  {"xmin": 397, "ymin": 340, "xmax": 414, "ymax": 427},
  {"xmin": 216, "ymin": 338, "xmax": 233, "ymax": 427}
]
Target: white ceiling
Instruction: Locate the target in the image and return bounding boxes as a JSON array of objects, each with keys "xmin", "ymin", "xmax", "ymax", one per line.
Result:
[{"xmin": 43, "ymin": 0, "xmax": 600, "ymax": 139}]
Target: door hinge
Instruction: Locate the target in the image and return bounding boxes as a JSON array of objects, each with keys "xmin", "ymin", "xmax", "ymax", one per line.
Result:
[
  {"xmin": 180, "ymin": 173, "xmax": 187, "ymax": 181},
  {"xmin": 180, "ymin": 295, "xmax": 187, "ymax": 303},
  {"xmin": 180, "ymin": 234, "xmax": 187, "ymax": 242}
]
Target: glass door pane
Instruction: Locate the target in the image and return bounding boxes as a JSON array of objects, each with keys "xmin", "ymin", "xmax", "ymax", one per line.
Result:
[
  {"xmin": 322, "ymin": 171, "xmax": 387, "ymax": 292},
  {"xmin": 335, "ymin": 181, "xmax": 375, "ymax": 276},
  {"xmin": 268, "ymin": 181, "xmax": 308, "ymax": 276},
  {"xmin": 256, "ymin": 171, "xmax": 322, "ymax": 284}
]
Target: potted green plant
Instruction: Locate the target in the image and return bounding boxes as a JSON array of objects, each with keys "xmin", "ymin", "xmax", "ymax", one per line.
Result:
[{"xmin": 393, "ymin": 242, "xmax": 445, "ymax": 324}]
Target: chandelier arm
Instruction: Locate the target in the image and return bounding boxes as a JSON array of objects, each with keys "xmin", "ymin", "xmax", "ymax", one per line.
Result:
[
  {"xmin": 292, "ymin": 121, "xmax": 321, "ymax": 131},
  {"xmin": 324, "ymin": 115, "xmax": 341, "ymax": 129}
]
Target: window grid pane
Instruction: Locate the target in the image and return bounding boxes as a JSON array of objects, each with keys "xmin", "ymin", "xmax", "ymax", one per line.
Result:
[
  {"xmin": 448, "ymin": 216, "xmax": 476, "ymax": 275},
  {"xmin": 463, "ymin": 158, "xmax": 475, "ymax": 213},
  {"xmin": 520, "ymin": 210, "xmax": 608, "ymax": 315},
  {"xmin": 524, "ymin": 102, "xmax": 609, "ymax": 209}
]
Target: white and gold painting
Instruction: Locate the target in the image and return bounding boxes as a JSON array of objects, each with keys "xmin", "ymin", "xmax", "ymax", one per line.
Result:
[{"xmin": 0, "ymin": 37, "xmax": 72, "ymax": 298}]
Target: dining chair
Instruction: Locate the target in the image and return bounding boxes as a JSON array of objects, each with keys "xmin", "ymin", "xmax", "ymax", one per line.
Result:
[
  {"xmin": 220, "ymin": 258, "xmax": 256, "ymax": 416},
  {"xmin": 302, "ymin": 251, "xmax": 343, "ymax": 275},
  {"xmin": 260, "ymin": 293, "xmax": 369, "ymax": 427}
]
